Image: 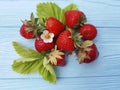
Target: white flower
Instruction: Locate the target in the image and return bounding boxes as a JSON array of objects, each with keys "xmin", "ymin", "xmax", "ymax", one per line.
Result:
[{"xmin": 41, "ymin": 30, "xmax": 54, "ymax": 43}]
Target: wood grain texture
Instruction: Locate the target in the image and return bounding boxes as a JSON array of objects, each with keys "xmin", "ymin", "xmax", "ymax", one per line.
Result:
[
  {"xmin": 0, "ymin": 0, "xmax": 120, "ymax": 27},
  {"xmin": 0, "ymin": 0, "xmax": 120, "ymax": 90},
  {"xmin": 0, "ymin": 76, "xmax": 120, "ymax": 90}
]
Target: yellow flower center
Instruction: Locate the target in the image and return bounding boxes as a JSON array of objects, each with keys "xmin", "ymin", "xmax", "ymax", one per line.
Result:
[{"xmin": 45, "ymin": 33, "xmax": 50, "ymax": 39}]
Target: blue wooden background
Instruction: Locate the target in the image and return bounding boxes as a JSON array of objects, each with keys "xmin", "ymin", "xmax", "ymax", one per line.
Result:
[{"xmin": 0, "ymin": 0, "xmax": 120, "ymax": 90}]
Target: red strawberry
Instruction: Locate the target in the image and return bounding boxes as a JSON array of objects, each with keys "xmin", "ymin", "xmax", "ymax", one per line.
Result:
[
  {"xmin": 49, "ymin": 46, "xmax": 66, "ymax": 66},
  {"xmin": 84, "ymin": 44, "xmax": 99, "ymax": 63},
  {"xmin": 20, "ymin": 13, "xmax": 40, "ymax": 39},
  {"xmin": 55, "ymin": 55, "xmax": 66, "ymax": 66},
  {"xmin": 46, "ymin": 17, "xmax": 65, "ymax": 36},
  {"xmin": 20, "ymin": 23, "xmax": 35, "ymax": 39},
  {"xmin": 78, "ymin": 40, "xmax": 99, "ymax": 63},
  {"xmin": 65, "ymin": 10, "xmax": 86, "ymax": 29},
  {"xmin": 79, "ymin": 24, "xmax": 97, "ymax": 40},
  {"xmin": 35, "ymin": 37, "xmax": 54, "ymax": 52},
  {"xmin": 56, "ymin": 30, "xmax": 76, "ymax": 53}
]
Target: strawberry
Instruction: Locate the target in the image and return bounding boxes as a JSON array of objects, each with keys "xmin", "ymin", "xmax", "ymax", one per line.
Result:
[
  {"xmin": 78, "ymin": 40, "xmax": 99, "ymax": 63},
  {"xmin": 56, "ymin": 30, "xmax": 76, "ymax": 53},
  {"xmin": 79, "ymin": 24, "xmax": 97, "ymax": 40},
  {"xmin": 20, "ymin": 13, "xmax": 40, "ymax": 39},
  {"xmin": 35, "ymin": 37, "xmax": 54, "ymax": 52},
  {"xmin": 49, "ymin": 46, "xmax": 66, "ymax": 66},
  {"xmin": 20, "ymin": 23, "xmax": 35, "ymax": 39},
  {"xmin": 46, "ymin": 17, "xmax": 65, "ymax": 36},
  {"xmin": 55, "ymin": 55, "xmax": 66, "ymax": 66},
  {"xmin": 65, "ymin": 10, "xmax": 86, "ymax": 29}
]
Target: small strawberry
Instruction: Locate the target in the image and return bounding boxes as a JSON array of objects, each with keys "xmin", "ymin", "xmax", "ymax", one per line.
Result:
[
  {"xmin": 20, "ymin": 13, "xmax": 41, "ymax": 39},
  {"xmin": 35, "ymin": 30, "xmax": 54, "ymax": 52},
  {"xmin": 46, "ymin": 17, "xmax": 65, "ymax": 36},
  {"xmin": 20, "ymin": 24, "xmax": 35, "ymax": 39},
  {"xmin": 49, "ymin": 46, "xmax": 66, "ymax": 66},
  {"xmin": 56, "ymin": 30, "xmax": 76, "ymax": 53},
  {"xmin": 78, "ymin": 40, "xmax": 99, "ymax": 63},
  {"xmin": 65, "ymin": 10, "xmax": 86, "ymax": 29},
  {"xmin": 79, "ymin": 24, "xmax": 97, "ymax": 40}
]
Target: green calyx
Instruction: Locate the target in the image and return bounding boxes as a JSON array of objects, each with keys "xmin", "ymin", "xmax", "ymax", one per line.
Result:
[
  {"xmin": 22, "ymin": 13, "xmax": 42, "ymax": 38},
  {"xmin": 68, "ymin": 29, "xmax": 82, "ymax": 48},
  {"xmin": 73, "ymin": 15, "xmax": 87, "ymax": 29},
  {"xmin": 77, "ymin": 40, "xmax": 93, "ymax": 63},
  {"xmin": 80, "ymin": 40, "xmax": 93, "ymax": 49},
  {"xmin": 48, "ymin": 45, "xmax": 64, "ymax": 65},
  {"xmin": 72, "ymin": 33, "xmax": 82, "ymax": 47},
  {"xmin": 79, "ymin": 15, "xmax": 87, "ymax": 26}
]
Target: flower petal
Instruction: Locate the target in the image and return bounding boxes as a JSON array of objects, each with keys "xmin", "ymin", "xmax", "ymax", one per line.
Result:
[
  {"xmin": 43, "ymin": 38, "xmax": 49, "ymax": 43},
  {"xmin": 41, "ymin": 34, "xmax": 45, "ymax": 40},
  {"xmin": 43, "ymin": 30, "xmax": 49, "ymax": 34},
  {"xmin": 48, "ymin": 38, "xmax": 53, "ymax": 43},
  {"xmin": 49, "ymin": 33, "xmax": 54, "ymax": 38}
]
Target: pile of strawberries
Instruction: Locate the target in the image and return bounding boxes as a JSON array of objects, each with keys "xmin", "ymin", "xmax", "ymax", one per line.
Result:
[{"xmin": 20, "ymin": 10, "xmax": 99, "ymax": 66}]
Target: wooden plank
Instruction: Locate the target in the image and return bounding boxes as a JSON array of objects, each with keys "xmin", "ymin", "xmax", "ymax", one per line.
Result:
[
  {"xmin": 0, "ymin": 28, "xmax": 120, "ymax": 78},
  {"xmin": 0, "ymin": 76, "xmax": 120, "ymax": 90},
  {"xmin": 0, "ymin": 0, "xmax": 120, "ymax": 27}
]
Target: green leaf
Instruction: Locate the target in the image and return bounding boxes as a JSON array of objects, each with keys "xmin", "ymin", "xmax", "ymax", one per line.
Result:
[
  {"xmin": 12, "ymin": 58, "xmax": 41, "ymax": 74},
  {"xmin": 38, "ymin": 57, "xmax": 56, "ymax": 83},
  {"xmin": 12, "ymin": 42, "xmax": 56, "ymax": 83},
  {"xmin": 15, "ymin": 58, "xmax": 39, "ymax": 63},
  {"xmin": 13, "ymin": 42, "xmax": 43, "ymax": 59},
  {"xmin": 43, "ymin": 57, "xmax": 56, "ymax": 76},
  {"xmin": 63, "ymin": 3, "xmax": 78, "ymax": 12}
]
